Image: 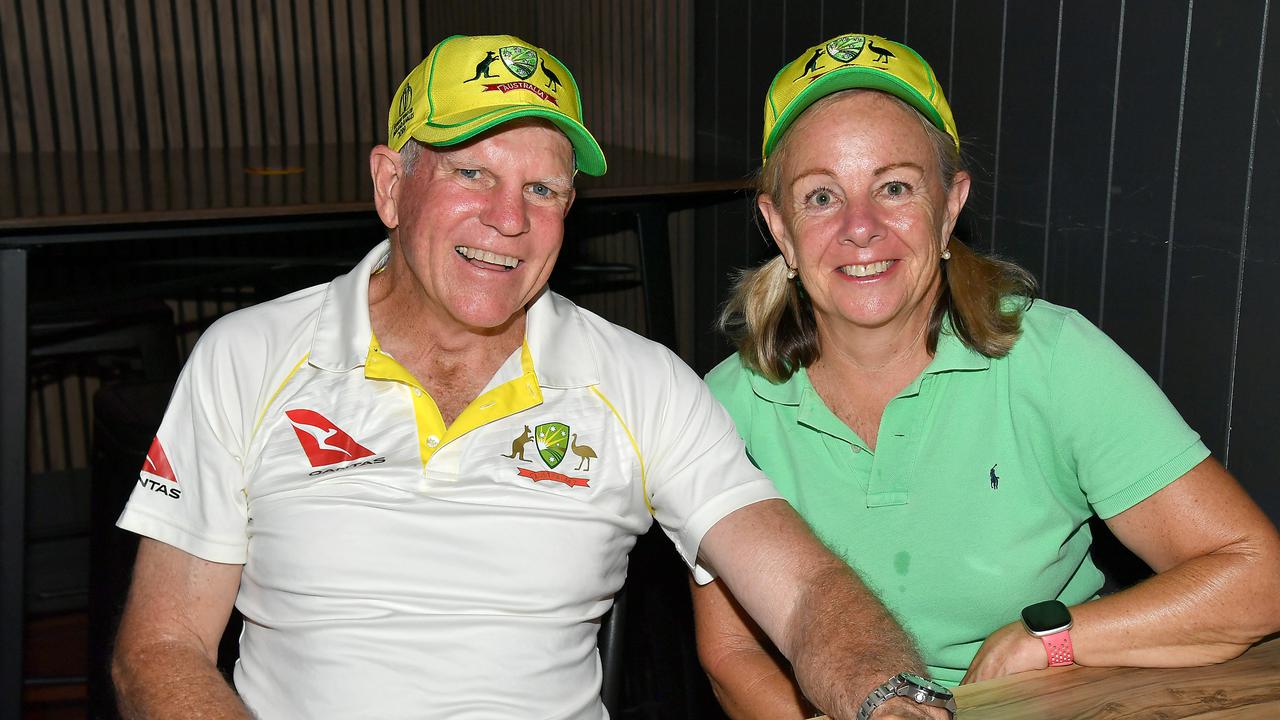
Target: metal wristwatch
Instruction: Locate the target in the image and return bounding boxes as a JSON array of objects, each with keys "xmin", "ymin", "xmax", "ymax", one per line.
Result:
[{"xmin": 857, "ymin": 672, "xmax": 956, "ymax": 720}]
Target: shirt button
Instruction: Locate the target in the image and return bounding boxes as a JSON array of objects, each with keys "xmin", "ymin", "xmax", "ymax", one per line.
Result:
[
  {"xmin": 426, "ymin": 435, "xmax": 440, "ymax": 448},
  {"xmin": 413, "ymin": 388, "xmax": 422, "ymax": 397},
  {"xmin": 851, "ymin": 445, "xmax": 863, "ymax": 454}
]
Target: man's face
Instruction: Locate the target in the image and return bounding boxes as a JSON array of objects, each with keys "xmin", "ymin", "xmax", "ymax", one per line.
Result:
[{"xmin": 389, "ymin": 122, "xmax": 575, "ymax": 333}]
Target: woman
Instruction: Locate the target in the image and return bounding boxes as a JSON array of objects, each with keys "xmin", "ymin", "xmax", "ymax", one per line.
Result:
[{"xmin": 693, "ymin": 33, "xmax": 1280, "ymax": 718}]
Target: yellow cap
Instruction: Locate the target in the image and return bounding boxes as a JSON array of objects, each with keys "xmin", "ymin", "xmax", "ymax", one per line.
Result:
[
  {"xmin": 388, "ymin": 34, "xmax": 607, "ymax": 176},
  {"xmin": 762, "ymin": 33, "xmax": 959, "ymax": 162}
]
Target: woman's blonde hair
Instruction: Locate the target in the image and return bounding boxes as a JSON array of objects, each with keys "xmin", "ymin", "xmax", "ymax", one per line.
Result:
[{"xmin": 720, "ymin": 90, "xmax": 1037, "ymax": 383}]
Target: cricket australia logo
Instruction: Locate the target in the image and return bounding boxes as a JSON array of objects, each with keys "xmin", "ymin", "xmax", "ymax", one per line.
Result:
[
  {"xmin": 825, "ymin": 34, "xmax": 867, "ymax": 63},
  {"xmin": 476, "ymin": 45, "xmax": 559, "ymax": 105},
  {"xmin": 500, "ymin": 46, "xmax": 538, "ymax": 79},
  {"xmin": 500, "ymin": 421, "xmax": 596, "ymax": 488}
]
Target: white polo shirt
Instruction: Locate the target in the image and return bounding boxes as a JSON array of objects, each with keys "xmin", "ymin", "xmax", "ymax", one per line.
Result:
[{"xmin": 118, "ymin": 240, "xmax": 779, "ymax": 720}]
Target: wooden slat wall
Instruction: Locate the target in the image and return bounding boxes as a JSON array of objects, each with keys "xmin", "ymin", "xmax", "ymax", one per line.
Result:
[
  {"xmin": 0, "ymin": 0, "xmax": 428, "ymax": 155},
  {"xmin": 2, "ymin": 0, "xmax": 697, "ymax": 350},
  {"xmin": 692, "ymin": 0, "xmax": 1280, "ymax": 520}
]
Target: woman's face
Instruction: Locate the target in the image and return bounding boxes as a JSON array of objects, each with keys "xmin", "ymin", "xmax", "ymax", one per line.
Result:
[{"xmin": 760, "ymin": 91, "xmax": 970, "ymax": 343}]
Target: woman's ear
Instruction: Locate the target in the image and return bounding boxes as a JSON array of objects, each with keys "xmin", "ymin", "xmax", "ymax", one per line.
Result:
[
  {"xmin": 370, "ymin": 145, "xmax": 403, "ymax": 230},
  {"xmin": 758, "ymin": 194, "xmax": 796, "ymax": 267},
  {"xmin": 942, "ymin": 170, "xmax": 972, "ymax": 244}
]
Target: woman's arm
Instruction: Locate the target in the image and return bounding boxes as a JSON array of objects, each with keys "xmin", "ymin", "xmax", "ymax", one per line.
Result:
[
  {"xmin": 691, "ymin": 577, "xmax": 814, "ymax": 719},
  {"xmin": 964, "ymin": 457, "xmax": 1280, "ymax": 683}
]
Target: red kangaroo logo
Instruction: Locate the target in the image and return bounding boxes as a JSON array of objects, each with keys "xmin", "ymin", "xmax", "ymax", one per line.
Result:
[{"xmin": 285, "ymin": 409, "xmax": 375, "ymax": 467}]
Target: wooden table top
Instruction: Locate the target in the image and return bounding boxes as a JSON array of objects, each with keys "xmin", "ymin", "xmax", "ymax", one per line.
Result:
[
  {"xmin": 0, "ymin": 143, "xmax": 752, "ymax": 234},
  {"xmin": 817, "ymin": 637, "xmax": 1280, "ymax": 719}
]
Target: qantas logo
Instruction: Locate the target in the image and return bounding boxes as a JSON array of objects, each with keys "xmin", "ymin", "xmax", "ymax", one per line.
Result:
[
  {"xmin": 138, "ymin": 437, "xmax": 181, "ymax": 499},
  {"xmin": 285, "ymin": 409, "xmax": 375, "ymax": 467}
]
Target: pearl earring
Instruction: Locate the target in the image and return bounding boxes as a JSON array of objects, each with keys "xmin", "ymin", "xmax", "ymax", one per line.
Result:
[
  {"xmin": 941, "ymin": 248, "xmax": 952, "ymax": 260},
  {"xmin": 786, "ymin": 266, "xmax": 798, "ymax": 279}
]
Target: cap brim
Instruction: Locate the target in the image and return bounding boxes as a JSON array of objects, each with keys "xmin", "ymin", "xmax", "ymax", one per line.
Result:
[
  {"xmin": 410, "ymin": 106, "xmax": 608, "ymax": 176},
  {"xmin": 766, "ymin": 67, "xmax": 954, "ymax": 158}
]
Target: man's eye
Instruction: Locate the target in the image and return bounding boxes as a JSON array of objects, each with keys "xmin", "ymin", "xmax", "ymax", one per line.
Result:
[
  {"xmin": 530, "ymin": 183, "xmax": 552, "ymax": 197},
  {"xmin": 458, "ymin": 168, "xmax": 480, "ymax": 179}
]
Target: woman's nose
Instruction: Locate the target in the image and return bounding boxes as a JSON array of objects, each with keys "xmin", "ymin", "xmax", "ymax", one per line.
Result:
[{"xmin": 839, "ymin": 196, "xmax": 884, "ymax": 247}]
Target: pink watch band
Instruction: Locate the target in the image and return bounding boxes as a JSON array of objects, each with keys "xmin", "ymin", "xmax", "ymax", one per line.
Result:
[{"xmin": 1040, "ymin": 629, "xmax": 1074, "ymax": 667}]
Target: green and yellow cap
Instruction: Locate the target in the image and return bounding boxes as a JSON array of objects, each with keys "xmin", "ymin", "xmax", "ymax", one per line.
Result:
[
  {"xmin": 388, "ymin": 34, "xmax": 607, "ymax": 176},
  {"xmin": 762, "ymin": 33, "xmax": 958, "ymax": 162}
]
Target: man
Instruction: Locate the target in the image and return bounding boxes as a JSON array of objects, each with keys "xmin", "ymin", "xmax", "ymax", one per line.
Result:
[{"xmin": 111, "ymin": 34, "xmax": 947, "ymax": 720}]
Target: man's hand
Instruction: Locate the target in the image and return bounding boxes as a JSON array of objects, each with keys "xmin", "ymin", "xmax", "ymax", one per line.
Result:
[{"xmin": 960, "ymin": 621, "xmax": 1047, "ymax": 684}]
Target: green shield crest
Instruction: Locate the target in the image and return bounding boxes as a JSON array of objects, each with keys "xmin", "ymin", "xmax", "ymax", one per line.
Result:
[
  {"xmin": 535, "ymin": 422, "xmax": 569, "ymax": 469},
  {"xmin": 826, "ymin": 35, "xmax": 866, "ymax": 63},
  {"xmin": 500, "ymin": 46, "xmax": 538, "ymax": 79}
]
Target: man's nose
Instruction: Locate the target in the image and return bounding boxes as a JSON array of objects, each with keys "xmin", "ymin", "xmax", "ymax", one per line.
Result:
[
  {"xmin": 840, "ymin": 196, "xmax": 885, "ymax": 248},
  {"xmin": 480, "ymin": 184, "xmax": 531, "ymax": 236}
]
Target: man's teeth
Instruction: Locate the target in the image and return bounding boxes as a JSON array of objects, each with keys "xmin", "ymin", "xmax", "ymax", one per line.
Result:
[
  {"xmin": 841, "ymin": 260, "xmax": 894, "ymax": 277},
  {"xmin": 456, "ymin": 246, "xmax": 519, "ymax": 269}
]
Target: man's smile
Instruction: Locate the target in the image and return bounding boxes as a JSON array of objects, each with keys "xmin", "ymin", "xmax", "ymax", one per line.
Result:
[{"xmin": 455, "ymin": 245, "xmax": 520, "ymax": 270}]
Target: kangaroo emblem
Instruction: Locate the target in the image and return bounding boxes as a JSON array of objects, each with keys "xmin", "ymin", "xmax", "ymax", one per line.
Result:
[
  {"xmin": 868, "ymin": 41, "xmax": 896, "ymax": 63},
  {"xmin": 464, "ymin": 51, "xmax": 499, "ymax": 82},
  {"xmin": 540, "ymin": 59, "xmax": 562, "ymax": 91},
  {"xmin": 795, "ymin": 48, "xmax": 825, "ymax": 80},
  {"xmin": 503, "ymin": 425, "xmax": 534, "ymax": 461}
]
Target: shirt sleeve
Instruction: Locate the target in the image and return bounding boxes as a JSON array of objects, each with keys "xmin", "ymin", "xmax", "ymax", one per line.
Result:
[
  {"xmin": 1046, "ymin": 309, "xmax": 1210, "ymax": 519},
  {"xmin": 115, "ymin": 321, "xmax": 256, "ymax": 564},
  {"xmin": 635, "ymin": 349, "xmax": 781, "ymax": 584}
]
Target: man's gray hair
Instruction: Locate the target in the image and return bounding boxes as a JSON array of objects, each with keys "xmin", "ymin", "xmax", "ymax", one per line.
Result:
[{"xmin": 400, "ymin": 138, "xmax": 426, "ymax": 176}]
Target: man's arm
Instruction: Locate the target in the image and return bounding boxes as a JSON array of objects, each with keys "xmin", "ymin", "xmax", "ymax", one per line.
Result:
[
  {"xmin": 692, "ymin": 576, "xmax": 816, "ymax": 719},
  {"xmin": 112, "ymin": 538, "xmax": 250, "ymax": 719},
  {"xmin": 697, "ymin": 498, "xmax": 947, "ymax": 720}
]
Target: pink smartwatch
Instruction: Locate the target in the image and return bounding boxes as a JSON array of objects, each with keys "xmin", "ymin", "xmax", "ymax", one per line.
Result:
[{"xmin": 1021, "ymin": 600, "xmax": 1074, "ymax": 667}]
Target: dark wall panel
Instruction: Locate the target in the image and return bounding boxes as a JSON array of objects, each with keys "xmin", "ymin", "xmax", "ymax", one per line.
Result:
[
  {"xmin": 989, "ymin": 1, "xmax": 1057, "ymax": 277},
  {"xmin": 947, "ymin": 1, "xmax": 1006, "ymax": 248},
  {"xmin": 1043, "ymin": 1, "xmax": 1122, "ymax": 322},
  {"xmin": 1162, "ymin": 0, "xmax": 1268, "ymax": 456},
  {"xmin": 1100, "ymin": 0, "xmax": 1192, "ymax": 376}
]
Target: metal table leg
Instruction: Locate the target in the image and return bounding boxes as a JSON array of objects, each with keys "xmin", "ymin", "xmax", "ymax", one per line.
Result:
[
  {"xmin": 634, "ymin": 207, "xmax": 677, "ymax": 349},
  {"xmin": 0, "ymin": 248, "xmax": 27, "ymax": 718}
]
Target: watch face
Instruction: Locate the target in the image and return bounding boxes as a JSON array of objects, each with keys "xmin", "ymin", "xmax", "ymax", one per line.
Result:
[{"xmin": 1021, "ymin": 600, "xmax": 1072, "ymax": 635}]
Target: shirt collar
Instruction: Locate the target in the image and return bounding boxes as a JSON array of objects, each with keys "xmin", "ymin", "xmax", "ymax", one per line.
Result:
[
  {"xmin": 307, "ymin": 241, "xmax": 600, "ymax": 388},
  {"xmin": 308, "ymin": 239, "xmax": 388, "ymax": 372},
  {"xmin": 523, "ymin": 288, "xmax": 600, "ymax": 388},
  {"xmin": 745, "ymin": 315, "xmax": 991, "ymax": 406}
]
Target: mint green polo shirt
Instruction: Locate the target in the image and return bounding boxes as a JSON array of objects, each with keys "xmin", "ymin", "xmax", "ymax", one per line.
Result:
[{"xmin": 706, "ymin": 300, "xmax": 1209, "ymax": 686}]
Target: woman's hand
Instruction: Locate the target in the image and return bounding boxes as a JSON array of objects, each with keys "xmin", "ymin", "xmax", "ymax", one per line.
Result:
[{"xmin": 960, "ymin": 621, "xmax": 1047, "ymax": 684}]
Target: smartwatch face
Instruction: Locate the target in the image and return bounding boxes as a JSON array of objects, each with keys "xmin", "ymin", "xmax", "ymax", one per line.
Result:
[{"xmin": 1021, "ymin": 600, "xmax": 1072, "ymax": 635}]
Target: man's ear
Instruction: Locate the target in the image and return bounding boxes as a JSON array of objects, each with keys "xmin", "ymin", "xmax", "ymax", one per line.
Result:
[
  {"xmin": 562, "ymin": 188, "xmax": 576, "ymax": 217},
  {"xmin": 370, "ymin": 145, "xmax": 403, "ymax": 230}
]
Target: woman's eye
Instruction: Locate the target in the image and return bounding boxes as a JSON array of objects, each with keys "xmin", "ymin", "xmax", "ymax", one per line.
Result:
[
  {"xmin": 458, "ymin": 168, "xmax": 480, "ymax": 180},
  {"xmin": 804, "ymin": 188, "xmax": 834, "ymax": 206},
  {"xmin": 885, "ymin": 181, "xmax": 910, "ymax": 197}
]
